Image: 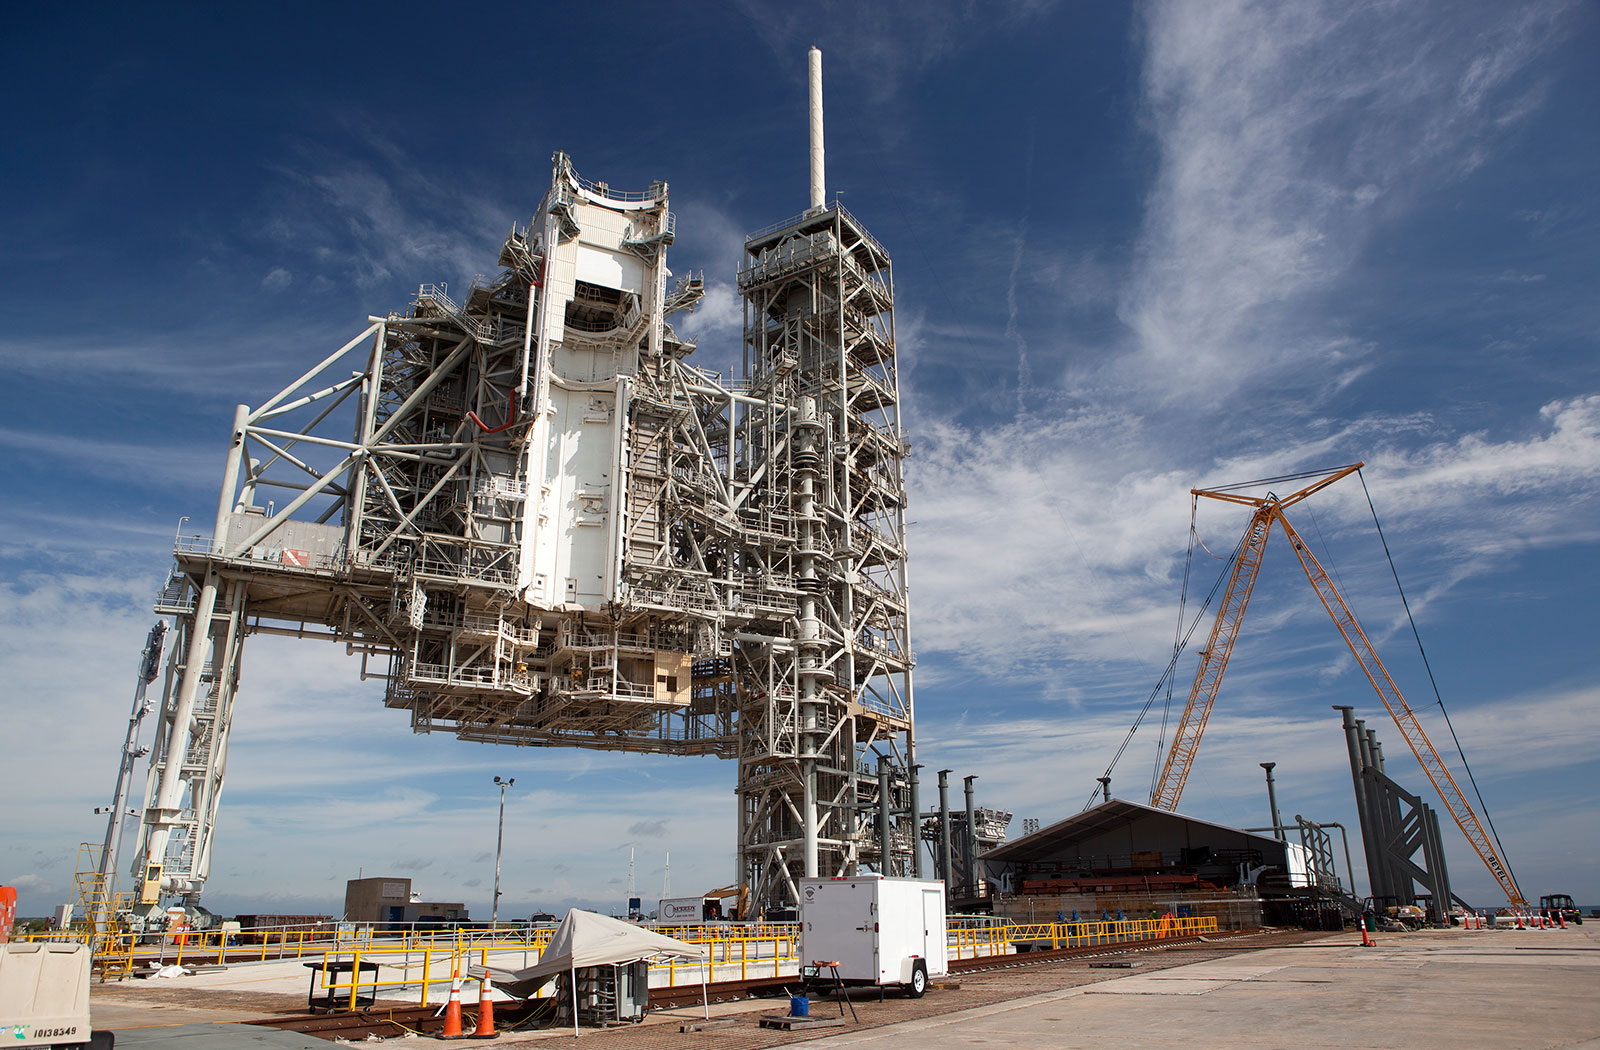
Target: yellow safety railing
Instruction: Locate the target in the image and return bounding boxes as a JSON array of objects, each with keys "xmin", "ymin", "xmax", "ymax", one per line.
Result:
[
  {"xmin": 952, "ymin": 914, "xmax": 1217, "ymax": 959},
  {"xmin": 308, "ymin": 926, "xmax": 803, "ymax": 1007},
  {"xmin": 63, "ymin": 913, "xmax": 1215, "ymax": 996}
]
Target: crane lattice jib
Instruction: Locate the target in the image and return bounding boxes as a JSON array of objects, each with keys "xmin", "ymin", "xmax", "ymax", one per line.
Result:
[
  {"xmin": 1150, "ymin": 506, "xmax": 1274, "ymax": 811},
  {"xmin": 1276, "ymin": 513, "xmax": 1524, "ymax": 905}
]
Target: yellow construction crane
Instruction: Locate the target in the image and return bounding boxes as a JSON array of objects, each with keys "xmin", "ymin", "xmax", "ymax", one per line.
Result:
[{"xmin": 1150, "ymin": 463, "xmax": 1524, "ymax": 905}]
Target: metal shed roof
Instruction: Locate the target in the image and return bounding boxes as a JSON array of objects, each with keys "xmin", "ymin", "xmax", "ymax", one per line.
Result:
[{"xmin": 981, "ymin": 798, "xmax": 1283, "ymax": 864}]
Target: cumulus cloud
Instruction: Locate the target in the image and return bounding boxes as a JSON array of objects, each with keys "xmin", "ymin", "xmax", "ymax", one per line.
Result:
[{"xmin": 676, "ymin": 281, "xmax": 743, "ymax": 375}]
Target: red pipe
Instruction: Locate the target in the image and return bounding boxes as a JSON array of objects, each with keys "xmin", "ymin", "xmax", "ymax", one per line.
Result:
[{"xmin": 468, "ymin": 389, "xmax": 521, "ymax": 434}]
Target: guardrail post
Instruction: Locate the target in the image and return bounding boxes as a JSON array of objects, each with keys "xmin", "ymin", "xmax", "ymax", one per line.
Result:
[{"xmin": 349, "ymin": 948, "xmax": 361, "ymax": 1011}]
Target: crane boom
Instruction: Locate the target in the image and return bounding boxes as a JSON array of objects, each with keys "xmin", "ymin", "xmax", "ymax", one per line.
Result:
[
  {"xmin": 1150, "ymin": 466, "xmax": 1361, "ymax": 811},
  {"xmin": 1276, "ymin": 514, "xmax": 1523, "ymax": 904},
  {"xmin": 1145, "ymin": 461, "xmax": 1522, "ymax": 905},
  {"xmin": 1150, "ymin": 506, "xmax": 1273, "ymax": 810}
]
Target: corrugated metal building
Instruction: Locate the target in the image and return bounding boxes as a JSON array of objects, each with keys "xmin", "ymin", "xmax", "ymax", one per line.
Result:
[{"xmin": 979, "ymin": 800, "xmax": 1302, "ymax": 929}]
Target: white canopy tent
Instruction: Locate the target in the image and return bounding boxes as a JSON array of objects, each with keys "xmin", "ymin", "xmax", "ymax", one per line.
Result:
[{"xmin": 470, "ymin": 909, "xmax": 710, "ymax": 1034}]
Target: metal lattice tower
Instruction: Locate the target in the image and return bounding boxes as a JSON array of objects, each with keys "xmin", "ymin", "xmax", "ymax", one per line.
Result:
[{"xmin": 130, "ymin": 72, "xmax": 916, "ymax": 916}]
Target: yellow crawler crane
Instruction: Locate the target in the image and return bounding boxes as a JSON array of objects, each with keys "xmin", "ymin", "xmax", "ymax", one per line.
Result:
[{"xmin": 1150, "ymin": 463, "xmax": 1523, "ymax": 906}]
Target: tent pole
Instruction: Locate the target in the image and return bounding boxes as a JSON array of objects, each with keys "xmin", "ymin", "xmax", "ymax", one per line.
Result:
[
  {"xmin": 571, "ymin": 963, "xmax": 579, "ymax": 1037},
  {"xmin": 701, "ymin": 951, "xmax": 709, "ymax": 1019}
]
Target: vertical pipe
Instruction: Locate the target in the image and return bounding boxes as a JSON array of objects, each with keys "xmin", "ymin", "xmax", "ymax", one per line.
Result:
[
  {"xmin": 908, "ymin": 759, "xmax": 923, "ymax": 878},
  {"xmin": 1097, "ymin": 776, "xmax": 1111, "ymax": 804},
  {"xmin": 1260, "ymin": 762, "xmax": 1284, "ymax": 841},
  {"xmin": 1331, "ymin": 710, "xmax": 1382, "ymax": 896},
  {"xmin": 808, "ymin": 47, "xmax": 825, "ymax": 210},
  {"xmin": 1369, "ymin": 731, "xmax": 1407, "ymax": 904},
  {"xmin": 963, "ymin": 775, "xmax": 979, "ymax": 898},
  {"xmin": 795, "ymin": 396, "xmax": 823, "ymax": 881},
  {"xmin": 877, "ymin": 755, "xmax": 892, "ymax": 875},
  {"xmin": 937, "ymin": 770, "xmax": 952, "ymax": 888},
  {"xmin": 1354, "ymin": 719, "xmax": 1389, "ymax": 901},
  {"xmin": 803, "ymin": 772, "xmax": 819, "ymax": 879}
]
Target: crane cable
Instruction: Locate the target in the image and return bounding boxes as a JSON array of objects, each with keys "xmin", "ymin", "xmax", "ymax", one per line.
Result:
[
  {"xmin": 1150, "ymin": 495, "xmax": 1199, "ymax": 801},
  {"xmin": 1356, "ymin": 468, "xmax": 1520, "ymax": 892},
  {"xmin": 1084, "ymin": 509, "xmax": 1248, "ymax": 810}
]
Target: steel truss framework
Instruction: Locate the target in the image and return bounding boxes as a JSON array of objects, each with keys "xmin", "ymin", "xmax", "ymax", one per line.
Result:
[{"xmin": 132, "ymin": 156, "xmax": 916, "ymax": 916}]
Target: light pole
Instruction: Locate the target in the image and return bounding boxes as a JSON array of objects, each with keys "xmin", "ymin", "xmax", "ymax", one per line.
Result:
[
  {"xmin": 492, "ymin": 776, "xmax": 514, "ymax": 925},
  {"xmin": 1260, "ymin": 762, "xmax": 1284, "ymax": 841}
]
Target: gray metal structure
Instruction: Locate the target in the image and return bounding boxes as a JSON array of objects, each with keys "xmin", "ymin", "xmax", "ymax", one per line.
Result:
[
  {"xmin": 1335, "ymin": 706, "xmax": 1454, "ymax": 920},
  {"xmin": 127, "ymin": 52, "xmax": 916, "ymax": 918}
]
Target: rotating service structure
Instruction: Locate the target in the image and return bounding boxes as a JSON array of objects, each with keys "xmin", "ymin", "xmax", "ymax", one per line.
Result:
[{"xmin": 130, "ymin": 151, "xmax": 917, "ymax": 917}]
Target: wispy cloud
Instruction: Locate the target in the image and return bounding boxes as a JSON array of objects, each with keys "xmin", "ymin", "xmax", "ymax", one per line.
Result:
[
  {"xmin": 910, "ymin": 395, "xmax": 1600, "ymax": 683},
  {"xmin": 261, "ymin": 127, "xmax": 521, "ymax": 293},
  {"xmin": 0, "ymin": 426, "xmax": 222, "ymax": 491},
  {"xmin": 1120, "ymin": 0, "xmax": 1573, "ymax": 402}
]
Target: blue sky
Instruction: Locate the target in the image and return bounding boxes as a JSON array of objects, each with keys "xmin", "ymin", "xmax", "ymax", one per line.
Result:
[{"xmin": 3, "ymin": 1, "xmax": 1598, "ymax": 919}]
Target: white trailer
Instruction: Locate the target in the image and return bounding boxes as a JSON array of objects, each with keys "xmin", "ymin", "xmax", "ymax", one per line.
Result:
[{"xmin": 798, "ymin": 876, "xmax": 947, "ymax": 997}]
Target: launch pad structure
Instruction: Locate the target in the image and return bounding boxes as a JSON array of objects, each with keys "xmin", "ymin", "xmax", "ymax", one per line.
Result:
[{"xmin": 120, "ymin": 50, "xmax": 918, "ymax": 920}]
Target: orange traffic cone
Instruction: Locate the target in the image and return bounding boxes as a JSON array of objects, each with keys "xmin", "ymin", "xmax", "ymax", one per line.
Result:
[
  {"xmin": 471, "ymin": 973, "xmax": 497, "ymax": 1039},
  {"xmin": 1558, "ymin": 909, "xmax": 1567, "ymax": 930},
  {"xmin": 1359, "ymin": 916, "xmax": 1375, "ymax": 948},
  {"xmin": 1515, "ymin": 911, "xmax": 1524, "ymax": 929},
  {"xmin": 441, "ymin": 973, "xmax": 467, "ymax": 1039}
]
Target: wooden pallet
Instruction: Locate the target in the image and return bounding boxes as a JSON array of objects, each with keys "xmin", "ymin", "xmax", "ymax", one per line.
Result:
[{"xmin": 760, "ymin": 1014, "xmax": 848, "ymax": 1031}]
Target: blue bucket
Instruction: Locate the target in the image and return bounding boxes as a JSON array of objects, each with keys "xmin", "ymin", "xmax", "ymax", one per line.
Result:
[{"xmin": 790, "ymin": 995, "xmax": 810, "ymax": 1017}]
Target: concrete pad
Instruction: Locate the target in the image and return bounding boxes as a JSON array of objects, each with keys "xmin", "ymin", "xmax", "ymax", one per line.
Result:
[
  {"xmin": 803, "ymin": 927, "xmax": 1600, "ymax": 1050},
  {"xmin": 113, "ymin": 1024, "xmax": 330, "ymax": 1049}
]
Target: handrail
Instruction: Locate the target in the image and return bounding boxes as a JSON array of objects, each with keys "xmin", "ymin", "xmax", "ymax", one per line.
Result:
[{"xmin": 73, "ymin": 914, "xmax": 1216, "ymax": 989}]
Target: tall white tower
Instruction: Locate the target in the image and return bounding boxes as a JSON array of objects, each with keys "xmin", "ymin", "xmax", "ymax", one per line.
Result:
[{"xmin": 131, "ymin": 53, "xmax": 915, "ymax": 917}]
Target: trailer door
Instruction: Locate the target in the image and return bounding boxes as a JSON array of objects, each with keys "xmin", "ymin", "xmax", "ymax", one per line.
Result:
[{"xmin": 922, "ymin": 888, "xmax": 948, "ymax": 975}]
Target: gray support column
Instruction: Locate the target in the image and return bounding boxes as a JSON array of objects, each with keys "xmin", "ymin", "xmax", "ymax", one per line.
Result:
[
  {"xmin": 1423, "ymin": 804, "xmax": 1454, "ymax": 921},
  {"xmin": 1426, "ymin": 806, "xmax": 1453, "ymax": 915},
  {"xmin": 877, "ymin": 755, "xmax": 892, "ymax": 875},
  {"xmin": 1356, "ymin": 721, "xmax": 1391, "ymax": 900},
  {"xmin": 1335, "ymin": 707, "xmax": 1377, "ymax": 896},
  {"xmin": 963, "ymin": 775, "xmax": 979, "ymax": 896},
  {"xmin": 908, "ymin": 759, "xmax": 923, "ymax": 878},
  {"xmin": 1370, "ymin": 733, "xmax": 1411, "ymax": 905},
  {"xmin": 937, "ymin": 770, "xmax": 953, "ymax": 887}
]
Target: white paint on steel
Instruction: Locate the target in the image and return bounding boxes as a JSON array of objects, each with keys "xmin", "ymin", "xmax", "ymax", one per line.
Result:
[{"xmin": 809, "ymin": 47, "xmax": 825, "ymax": 209}]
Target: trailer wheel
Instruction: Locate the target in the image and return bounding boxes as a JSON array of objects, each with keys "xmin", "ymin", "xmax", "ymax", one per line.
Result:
[{"xmin": 906, "ymin": 961, "xmax": 928, "ymax": 998}]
